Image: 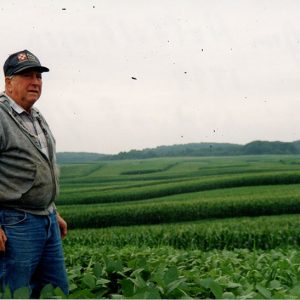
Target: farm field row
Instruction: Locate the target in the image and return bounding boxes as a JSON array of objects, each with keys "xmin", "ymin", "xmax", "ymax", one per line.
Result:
[
  {"xmin": 58, "ymin": 171, "xmax": 300, "ymax": 205},
  {"xmin": 65, "ymin": 214, "xmax": 300, "ymax": 250},
  {"xmin": 58, "ymin": 183, "xmax": 300, "ymax": 228}
]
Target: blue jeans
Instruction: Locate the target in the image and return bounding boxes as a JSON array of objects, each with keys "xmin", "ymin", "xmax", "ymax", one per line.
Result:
[{"xmin": 0, "ymin": 209, "xmax": 69, "ymax": 297}]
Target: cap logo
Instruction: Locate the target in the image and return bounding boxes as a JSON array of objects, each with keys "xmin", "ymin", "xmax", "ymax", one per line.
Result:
[
  {"xmin": 17, "ymin": 53, "xmax": 28, "ymax": 62},
  {"xmin": 27, "ymin": 53, "xmax": 39, "ymax": 62}
]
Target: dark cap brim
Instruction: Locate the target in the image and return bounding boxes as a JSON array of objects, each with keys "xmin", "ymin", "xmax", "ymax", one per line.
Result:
[{"xmin": 13, "ymin": 65, "xmax": 49, "ymax": 75}]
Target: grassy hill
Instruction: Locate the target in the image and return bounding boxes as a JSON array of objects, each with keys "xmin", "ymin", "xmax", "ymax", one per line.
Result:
[{"xmin": 57, "ymin": 140, "xmax": 300, "ymax": 163}]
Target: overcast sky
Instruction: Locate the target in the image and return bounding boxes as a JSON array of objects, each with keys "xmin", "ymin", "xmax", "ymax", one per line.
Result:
[{"xmin": 1, "ymin": 0, "xmax": 300, "ymax": 154}]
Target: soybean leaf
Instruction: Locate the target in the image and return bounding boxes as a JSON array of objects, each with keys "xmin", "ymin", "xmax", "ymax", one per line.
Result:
[
  {"xmin": 163, "ymin": 266, "xmax": 178, "ymax": 286},
  {"xmin": 93, "ymin": 262, "xmax": 103, "ymax": 279},
  {"xmin": 105, "ymin": 259, "xmax": 123, "ymax": 273},
  {"xmin": 110, "ymin": 293, "xmax": 124, "ymax": 299},
  {"xmin": 226, "ymin": 282, "xmax": 241, "ymax": 289},
  {"xmin": 209, "ymin": 280, "xmax": 223, "ymax": 299},
  {"xmin": 222, "ymin": 291, "xmax": 236, "ymax": 299},
  {"xmin": 120, "ymin": 278, "xmax": 134, "ymax": 297},
  {"xmin": 290, "ymin": 284, "xmax": 300, "ymax": 297},
  {"xmin": 144, "ymin": 287, "xmax": 161, "ymax": 299},
  {"xmin": 272, "ymin": 290, "xmax": 288, "ymax": 299},
  {"xmin": 128, "ymin": 257, "xmax": 147, "ymax": 269},
  {"xmin": 166, "ymin": 278, "xmax": 186, "ymax": 294},
  {"xmin": 132, "ymin": 287, "xmax": 161, "ymax": 299},
  {"xmin": 96, "ymin": 278, "xmax": 110, "ymax": 286},
  {"xmin": 269, "ymin": 280, "xmax": 281, "ymax": 290},
  {"xmin": 256, "ymin": 284, "xmax": 272, "ymax": 299},
  {"xmin": 132, "ymin": 273, "xmax": 147, "ymax": 289},
  {"xmin": 13, "ymin": 287, "xmax": 30, "ymax": 299},
  {"xmin": 68, "ymin": 289, "xmax": 96, "ymax": 299},
  {"xmin": 199, "ymin": 278, "xmax": 223, "ymax": 299},
  {"xmin": 68, "ymin": 282, "xmax": 78, "ymax": 292},
  {"xmin": 94, "ymin": 288, "xmax": 108, "ymax": 299},
  {"xmin": 82, "ymin": 273, "xmax": 96, "ymax": 289},
  {"xmin": 199, "ymin": 278, "xmax": 213, "ymax": 289},
  {"xmin": 131, "ymin": 268, "xmax": 146, "ymax": 277},
  {"xmin": 54, "ymin": 286, "xmax": 67, "ymax": 298},
  {"xmin": 40, "ymin": 284, "xmax": 55, "ymax": 299},
  {"xmin": 3, "ymin": 285, "xmax": 11, "ymax": 299}
]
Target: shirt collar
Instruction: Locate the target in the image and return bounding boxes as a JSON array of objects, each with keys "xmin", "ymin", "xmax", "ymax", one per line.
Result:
[{"xmin": 4, "ymin": 93, "xmax": 32, "ymax": 116}]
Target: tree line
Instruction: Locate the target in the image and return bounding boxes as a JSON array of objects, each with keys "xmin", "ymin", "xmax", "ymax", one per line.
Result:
[{"xmin": 57, "ymin": 140, "xmax": 300, "ymax": 164}]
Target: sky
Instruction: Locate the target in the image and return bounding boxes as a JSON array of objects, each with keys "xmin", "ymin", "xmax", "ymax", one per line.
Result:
[{"xmin": 1, "ymin": 0, "xmax": 300, "ymax": 154}]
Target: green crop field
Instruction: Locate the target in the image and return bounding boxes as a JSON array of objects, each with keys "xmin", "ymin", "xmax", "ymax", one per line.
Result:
[{"xmin": 5, "ymin": 155, "xmax": 300, "ymax": 299}]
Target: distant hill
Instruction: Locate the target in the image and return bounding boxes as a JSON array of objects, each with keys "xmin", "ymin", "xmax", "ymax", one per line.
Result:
[
  {"xmin": 113, "ymin": 142, "xmax": 243, "ymax": 159},
  {"xmin": 111, "ymin": 141, "xmax": 300, "ymax": 160},
  {"xmin": 57, "ymin": 140, "xmax": 300, "ymax": 163},
  {"xmin": 56, "ymin": 152, "xmax": 108, "ymax": 164},
  {"xmin": 242, "ymin": 141, "xmax": 299, "ymax": 155}
]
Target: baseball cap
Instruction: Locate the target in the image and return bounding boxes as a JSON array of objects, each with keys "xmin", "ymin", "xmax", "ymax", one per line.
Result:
[{"xmin": 3, "ymin": 49, "xmax": 49, "ymax": 76}]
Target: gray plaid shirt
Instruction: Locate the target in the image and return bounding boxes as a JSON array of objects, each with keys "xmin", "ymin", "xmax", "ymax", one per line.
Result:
[{"xmin": 4, "ymin": 94, "xmax": 49, "ymax": 158}]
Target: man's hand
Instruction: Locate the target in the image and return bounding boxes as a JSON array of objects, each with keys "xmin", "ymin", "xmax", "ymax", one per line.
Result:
[
  {"xmin": 57, "ymin": 213, "xmax": 67, "ymax": 239},
  {"xmin": 0, "ymin": 227, "xmax": 7, "ymax": 252}
]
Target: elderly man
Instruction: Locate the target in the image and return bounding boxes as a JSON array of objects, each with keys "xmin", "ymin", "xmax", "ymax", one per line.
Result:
[{"xmin": 0, "ymin": 50, "xmax": 68, "ymax": 297}]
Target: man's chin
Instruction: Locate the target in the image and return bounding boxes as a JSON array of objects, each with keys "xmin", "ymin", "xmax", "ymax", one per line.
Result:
[
  {"xmin": 27, "ymin": 94, "xmax": 40, "ymax": 102},
  {"xmin": 24, "ymin": 97, "xmax": 40, "ymax": 109}
]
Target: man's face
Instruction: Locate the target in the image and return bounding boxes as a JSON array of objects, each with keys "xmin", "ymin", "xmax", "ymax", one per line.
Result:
[{"xmin": 5, "ymin": 70, "xmax": 43, "ymax": 111}]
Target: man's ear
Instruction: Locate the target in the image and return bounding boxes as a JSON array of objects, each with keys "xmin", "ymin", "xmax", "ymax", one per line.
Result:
[{"xmin": 5, "ymin": 77, "xmax": 13, "ymax": 94}]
